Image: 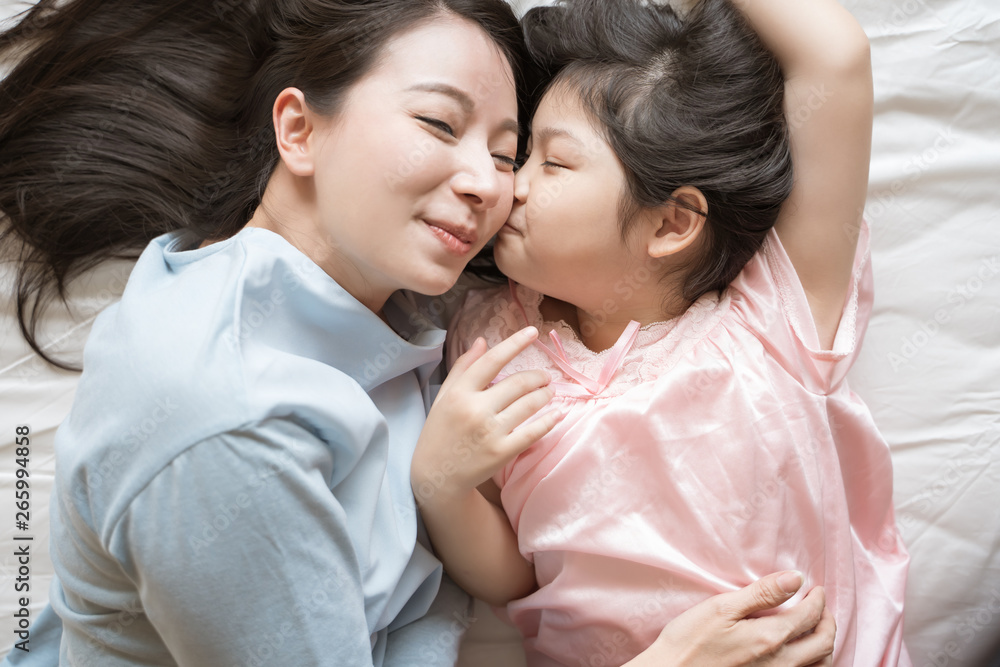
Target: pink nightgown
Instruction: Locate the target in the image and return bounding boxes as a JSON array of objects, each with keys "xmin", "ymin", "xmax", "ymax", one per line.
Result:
[{"xmin": 447, "ymin": 222, "xmax": 910, "ymax": 667}]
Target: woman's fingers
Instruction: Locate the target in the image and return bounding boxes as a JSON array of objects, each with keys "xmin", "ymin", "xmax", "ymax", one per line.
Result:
[
  {"xmin": 718, "ymin": 571, "xmax": 804, "ymax": 620},
  {"xmin": 461, "ymin": 327, "xmax": 539, "ymax": 389},
  {"xmin": 781, "ymin": 604, "xmax": 836, "ymax": 666},
  {"xmin": 775, "ymin": 586, "xmax": 827, "ymax": 645}
]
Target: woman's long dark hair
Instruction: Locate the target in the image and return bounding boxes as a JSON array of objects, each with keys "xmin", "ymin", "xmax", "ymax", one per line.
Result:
[
  {"xmin": 0, "ymin": 0, "xmax": 536, "ymax": 369},
  {"xmin": 522, "ymin": 0, "xmax": 793, "ymax": 308}
]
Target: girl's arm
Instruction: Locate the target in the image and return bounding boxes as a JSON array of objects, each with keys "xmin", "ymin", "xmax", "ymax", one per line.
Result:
[
  {"xmin": 737, "ymin": 0, "xmax": 873, "ymax": 349},
  {"xmin": 411, "ymin": 329, "xmax": 561, "ymax": 605},
  {"xmin": 416, "ymin": 486, "xmax": 535, "ymax": 606}
]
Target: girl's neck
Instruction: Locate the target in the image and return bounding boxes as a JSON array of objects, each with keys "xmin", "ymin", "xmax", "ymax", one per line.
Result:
[{"xmin": 539, "ymin": 295, "xmax": 689, "ymax": 354}]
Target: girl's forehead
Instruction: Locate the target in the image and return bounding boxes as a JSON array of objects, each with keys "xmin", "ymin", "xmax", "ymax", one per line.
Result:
[
  {"xmin": 532, "ymin": 86, "xmax": 587, "ymax": 131},
  {"xmin": 530, "ymin": 85, "xmax": 610, "ymax": 153}
]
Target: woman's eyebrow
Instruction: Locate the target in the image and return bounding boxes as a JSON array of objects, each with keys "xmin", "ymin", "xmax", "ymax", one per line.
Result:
[
  {"xmin": 406, "ymin": 82, "xmax": 519, "ymax": 136},
  {"xmin": 407, "ymin": 83, "xmax": 475, "ymax": 113}
]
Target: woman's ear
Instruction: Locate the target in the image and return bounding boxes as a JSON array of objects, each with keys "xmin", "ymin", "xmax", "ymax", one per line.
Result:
[
  {"xmin": 646, "ymin": 186, "xmax": 708, "ymax": 258},
  {"xmin": 273, "ymin": 87, "xmax": 317, "ymax": 177}
]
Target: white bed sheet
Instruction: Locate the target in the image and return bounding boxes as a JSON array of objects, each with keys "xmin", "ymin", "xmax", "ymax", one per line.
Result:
[
  {"xmin": 0, "ymin": 0, "xmax": 997, "ymax": 665},
  {"xmin": 840, "ymin": 0, "xmax": 1000, "ymax": 663}
]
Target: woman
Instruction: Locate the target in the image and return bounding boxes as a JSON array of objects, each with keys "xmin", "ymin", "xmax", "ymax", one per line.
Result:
[{"xmin": 0, "ymin": 0, "xmax": 833, "ymax": 664}]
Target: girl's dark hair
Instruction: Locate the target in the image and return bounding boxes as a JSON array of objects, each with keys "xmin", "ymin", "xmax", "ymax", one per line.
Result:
[
  {"xmin": 0, "ymin": 0, "xmax": 536, "ymax": 369},
  {"xmin": 522, "ymin": 0, "xmax": 793, "ymax": 308}
]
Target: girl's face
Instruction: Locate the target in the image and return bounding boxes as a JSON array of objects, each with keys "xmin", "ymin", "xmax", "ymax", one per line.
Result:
[
  {"xmin": 288, "ymin": 16, "xmax": 519, "ymax": 309},
  {"xmin": 495, "ymin": 87, "xmax": 642, "ymax": 315}
]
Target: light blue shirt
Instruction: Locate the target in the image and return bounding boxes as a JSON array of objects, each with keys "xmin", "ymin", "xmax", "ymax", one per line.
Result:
[{"xmin": 5, "ymin": 227, "xmax": 464, "ymax": 666}]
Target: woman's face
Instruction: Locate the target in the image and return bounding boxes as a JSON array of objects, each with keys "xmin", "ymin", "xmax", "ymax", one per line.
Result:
[{"xmin": 296, "ymin": 16, "xmax": 519, "ymax": 308}]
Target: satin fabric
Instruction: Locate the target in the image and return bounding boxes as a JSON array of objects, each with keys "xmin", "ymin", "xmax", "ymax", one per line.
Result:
[{"xmin": 448, "ymin": 222, "xmax": 910, "ymax": 667}]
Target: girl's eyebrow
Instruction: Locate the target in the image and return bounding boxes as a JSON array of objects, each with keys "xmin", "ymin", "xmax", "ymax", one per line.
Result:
[
  {"xmin": 406, "ymin": 82, "xmax": 519, "ymax": 136},
  {"xmin": 534, "ymin": 126, "xmax": 584, "ymax": 147}
]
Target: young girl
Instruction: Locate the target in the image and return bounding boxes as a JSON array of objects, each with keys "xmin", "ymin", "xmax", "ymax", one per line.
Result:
[{"xmin": 412, "ymin": 0, "xmax": 909, "ymax": 664}]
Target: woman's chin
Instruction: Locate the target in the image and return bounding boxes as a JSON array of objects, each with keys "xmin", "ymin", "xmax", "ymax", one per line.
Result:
[{"xmin": 409, "ymin": 268, "xmax": 462, "ymax": 298}]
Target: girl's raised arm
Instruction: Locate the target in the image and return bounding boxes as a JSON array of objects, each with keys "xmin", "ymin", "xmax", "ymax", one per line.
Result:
[{"xmin": 736, "ymin": 0, "xmax": 873, "ymax": 349}]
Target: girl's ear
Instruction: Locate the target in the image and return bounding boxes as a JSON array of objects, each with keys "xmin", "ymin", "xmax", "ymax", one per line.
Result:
[
  {"xmin": 273, "ymin": 87, "xmax": 318, "ymax": 177},
  {"xmin": 646, "ymin": 186, "xmax": 708, "ymax": 258}
]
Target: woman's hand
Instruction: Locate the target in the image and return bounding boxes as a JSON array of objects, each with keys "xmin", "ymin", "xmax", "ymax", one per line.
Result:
[
  {"xmin": 412, "ymin": 326, "xmax": 561, "ymax": 502},
  {"xmin": 624, "ymin": 572, "xmax": 835, "ymax": 667}
]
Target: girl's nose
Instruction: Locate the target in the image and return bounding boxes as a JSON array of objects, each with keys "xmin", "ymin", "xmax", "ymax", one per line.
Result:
[{"xmin": 513, "ymin": 162, "xmax": 530, "ymax": 205}]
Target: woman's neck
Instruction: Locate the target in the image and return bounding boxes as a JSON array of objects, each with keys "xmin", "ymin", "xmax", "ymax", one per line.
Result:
[{"xmin": 246, "ymin": 167, "xmax": 395, "ymax": 314}]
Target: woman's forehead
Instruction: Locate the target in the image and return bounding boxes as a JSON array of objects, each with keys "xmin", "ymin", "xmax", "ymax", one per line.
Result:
[{"xmin": 375, "ymin": 17, "xmax": 517, "ymax": 97}]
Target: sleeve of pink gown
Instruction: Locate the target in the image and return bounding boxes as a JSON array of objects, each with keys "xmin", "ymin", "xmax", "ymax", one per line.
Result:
[{"xmin": 728, "ymin": 220, "xmax": 874, "ymax": 393}]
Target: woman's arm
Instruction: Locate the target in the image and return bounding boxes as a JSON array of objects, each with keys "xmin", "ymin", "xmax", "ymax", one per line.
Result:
[
  {"xmin": 625, "ymin": 572, "xmax": 835, "ymax": 666},
  {"xmin": 412, "ymin": 329, "xmax": 561, "ymax": 606},
  {"xmin": 736, "ymin": 0, "xmax": 873, "ymax": 349},
  {"xmin": 116, "ymin": 423, "xmax": 379, "ymax": 666}
]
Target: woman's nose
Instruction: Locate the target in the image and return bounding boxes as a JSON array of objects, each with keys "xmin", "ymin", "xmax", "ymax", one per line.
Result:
[{"xmin": 451, "ymin": 148, "xmax": 503, "ymax": 211}]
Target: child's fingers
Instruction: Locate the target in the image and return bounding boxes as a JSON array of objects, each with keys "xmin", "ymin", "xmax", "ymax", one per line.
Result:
[
  {"xmin": 486, "ymin": 369, "xmax": 551, "ymax": 412},
  {"xmin": 495, "ymin": 385, "xmax": 554, "ymax": 434},
  {"xmin": 446, "ymin": 337, "xmax": 487, "ymax": 379},
  {"xmin": 462, "ymin": 326, "xmax": 539, "ymax": 389},
  {"xmin": 501, "ymin": 404, "xmax": 565, "ymax": 455}
]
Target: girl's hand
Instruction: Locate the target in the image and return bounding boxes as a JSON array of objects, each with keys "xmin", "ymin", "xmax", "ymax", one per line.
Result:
[
  {"xmin": 625, "ymin": 572, "xmax": 835, "ymax": 667},
  {"xmin": 412, "ymin": 326, "xmax": 561, "ymax": 503}
]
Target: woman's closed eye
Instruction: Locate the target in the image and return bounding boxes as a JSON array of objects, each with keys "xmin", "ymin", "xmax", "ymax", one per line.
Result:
[
  {"xmin": 417, "ymin": 116, "xmax": 456, "ymax": 138},
  {"xmin": 494, "ymin": 154, "xmax": 518, "ymax": 172},
  {"xmin": 418, "ymin": 116, "xmax": 515, "ymax": 172}
]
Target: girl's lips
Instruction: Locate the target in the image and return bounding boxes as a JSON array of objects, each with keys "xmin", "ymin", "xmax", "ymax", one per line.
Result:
[
  {"xmin": 424, "ymin": 219, "xmax": 475, "ymax": 255},
  {"xmin": 499, "ymin": 221, "xmax": 523, "ymax": 235}
]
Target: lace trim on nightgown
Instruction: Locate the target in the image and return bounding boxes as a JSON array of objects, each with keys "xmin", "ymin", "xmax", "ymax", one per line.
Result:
[{"xmin": 456, "ymin": 281, "xmax": 729, "ymax": 399}]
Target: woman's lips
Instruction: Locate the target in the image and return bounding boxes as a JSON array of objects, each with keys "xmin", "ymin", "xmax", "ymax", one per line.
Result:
[{"xmin": 423, "ymin": 219, "xmax": 476, "ymax": 255}]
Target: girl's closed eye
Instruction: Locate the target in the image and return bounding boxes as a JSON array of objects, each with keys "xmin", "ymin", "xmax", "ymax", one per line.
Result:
[{"xmin": 522, "ymin": 152, "xmax": 568, "ymax": 170}]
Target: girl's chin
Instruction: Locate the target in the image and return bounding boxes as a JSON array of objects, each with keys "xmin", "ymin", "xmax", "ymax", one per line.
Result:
[{"xmin": 494, "ymin": 251, "xmax": 527, "ymax": 285}]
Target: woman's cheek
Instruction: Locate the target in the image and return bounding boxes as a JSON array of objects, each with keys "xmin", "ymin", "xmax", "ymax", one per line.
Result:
[
  {"xmin": 387, "ymin": 135, "xmax": 450, "ymax": 192},
  {"xmin": 493, "ymin": 179, "xmax": 516, "ymax": 228}
]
